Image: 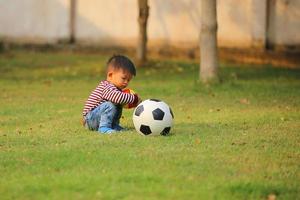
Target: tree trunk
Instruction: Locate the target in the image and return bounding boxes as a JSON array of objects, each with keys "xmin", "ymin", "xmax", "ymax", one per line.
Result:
[
  {"xmin": 137, "ymin": 0, "xmax": 149, "ymax": 65},
  {"xmin": 69, "ymin": 0, "xmax": 76, "ymax": 44},
  {"xmin": 200, "ymin": 0, "xmax": 219, "ymax": 83}
]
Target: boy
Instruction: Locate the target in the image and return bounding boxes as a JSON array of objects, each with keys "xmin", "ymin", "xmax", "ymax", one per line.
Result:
[{"xmin": 82, "ymin": 55, "xmax": 141, "ymax": 134}]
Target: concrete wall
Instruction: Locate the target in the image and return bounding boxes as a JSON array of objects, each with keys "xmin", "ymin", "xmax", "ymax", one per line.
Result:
[
  {"xmin": 75, "ymin": 0, "xmax": 259, "ymax": 48},
  {"xmin": 0, "ymin": 0, "xmax": 70, "ymax": 43},
  {"xmin": 218, "ymin": 0, "xmax": 254, "ymax": 48},
  {"xmin": 0, "ymin": 0, "xmax": 299, "ymax": 49},
  {"xmin": 267, "ymin": 0, "xmax": 300, "ymax": 47},
  {"xmin": 75, "ymin": 0, "xmax": 137, "ymax": 45}
]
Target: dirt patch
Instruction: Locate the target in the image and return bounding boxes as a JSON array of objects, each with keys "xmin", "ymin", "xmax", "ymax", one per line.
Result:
[
  {"xmin": 1, "ymin": 43, "xmax": 299, "ymax": 68},
  {"xmin": 147, "ymin": 45, "xmax": 300, "ymax": 68}
]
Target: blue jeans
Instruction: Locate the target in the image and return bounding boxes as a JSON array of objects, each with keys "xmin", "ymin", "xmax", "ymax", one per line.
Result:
[{"xmin": 84, "ymin": 102, "xmax": 122, "ymax": 132}]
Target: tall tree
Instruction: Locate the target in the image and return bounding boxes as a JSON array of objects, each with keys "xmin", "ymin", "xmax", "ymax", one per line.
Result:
[
  {"xmin": 69, "ymin": 0, "xmax": 76, "ymax": 43},
  {"xmin": 137, "ymin": 0, "xmax": 149, "ymax": 65},
  {"xmin": 200, "ymin": 0, "xmax": 219, "ymax": 83}
]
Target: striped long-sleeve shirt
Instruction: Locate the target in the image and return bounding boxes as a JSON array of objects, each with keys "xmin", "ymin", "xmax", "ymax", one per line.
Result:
[{"xmin": 83, "ymin": 80, "xmax": 138, "ymax": 116}]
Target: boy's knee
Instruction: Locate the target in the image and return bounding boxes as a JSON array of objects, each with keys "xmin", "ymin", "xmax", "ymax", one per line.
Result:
[{"xmin": 102, "ymin": 101, "xmax": 117, "ymax": 112}]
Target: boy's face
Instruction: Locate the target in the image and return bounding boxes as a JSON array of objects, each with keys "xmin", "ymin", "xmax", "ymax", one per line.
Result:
[{"xmin": 107, "ymin": 68, "xmax": 133, "ymax": 89}]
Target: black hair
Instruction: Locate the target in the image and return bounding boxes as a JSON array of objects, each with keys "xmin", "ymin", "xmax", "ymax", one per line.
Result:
[{"xmin": 107, "ymin": 55, "xmax": 136, "ymax": 76}]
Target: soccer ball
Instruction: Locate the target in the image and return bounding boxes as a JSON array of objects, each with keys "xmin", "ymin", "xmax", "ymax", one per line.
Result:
[{"xmin": 132, "ymin": 99, "xmax": 174, "ymax": 136}]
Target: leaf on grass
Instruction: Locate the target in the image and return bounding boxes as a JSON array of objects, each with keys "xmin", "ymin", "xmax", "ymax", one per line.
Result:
[
  {"xmin": 231, "ymin": 141, "xmax": 247, "ymax": 146},
  {"xmin": 267, "ymin": 194, "xmax": 276, "ymax": 200},
  {"xmin": 280, "ymin": 117, "xmax": 286, "ymax": 121},
  {"xmin": 195, "ymin": 138, "xmax": 201, "ymax": 145},
  {"xmin": 43, "ymin": 80, "xmax": 52, "ymax": 86},
  {"xmin": 209, "ymin": 108, "xmax": 221, "ymax": 112},
  {"xmin": 239, "ymin": 98, "xmax": 250, "ymax": 105}
]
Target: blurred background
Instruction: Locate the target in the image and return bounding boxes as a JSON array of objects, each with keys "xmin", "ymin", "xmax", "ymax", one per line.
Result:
[{"xmin": 0, "ymin": 0, "xmax": 299, "ymax": 67}]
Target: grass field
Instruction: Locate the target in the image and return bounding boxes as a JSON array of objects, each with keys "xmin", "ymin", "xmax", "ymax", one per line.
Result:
[{"xmin": 0, "ymin": 50, "xmax": 299, "ymax": 200}]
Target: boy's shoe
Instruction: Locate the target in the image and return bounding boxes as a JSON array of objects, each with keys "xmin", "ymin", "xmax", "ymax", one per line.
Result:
[
  {"xmin": 99, "ymin": 127, "xmax": 116, "ymax": 134},
  {"xmin": 113, "ymin": 124, "xmax": 126, "ymax": 131}
]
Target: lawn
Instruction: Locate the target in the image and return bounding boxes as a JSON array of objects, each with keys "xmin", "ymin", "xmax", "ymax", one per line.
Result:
[{"xmin": 0, "ymin": 50, "xmax": 299, "ymax": 200}]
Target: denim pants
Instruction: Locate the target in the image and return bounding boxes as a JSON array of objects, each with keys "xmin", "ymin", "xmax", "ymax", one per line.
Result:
[{"xmin": 84, "ymin": 102, "xmax": 122, "ymax": 132}]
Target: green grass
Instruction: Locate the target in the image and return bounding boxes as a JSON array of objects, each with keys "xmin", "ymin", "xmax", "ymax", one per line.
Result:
[{"xmin": 0, "ymin": 50, "xmax": 299, "ymax": 200}]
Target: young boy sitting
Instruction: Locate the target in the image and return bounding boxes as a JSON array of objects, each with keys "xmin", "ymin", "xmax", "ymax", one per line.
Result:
[{"xmin": 82, "ymin": 55, "xmax": 141, "ymax": 134}]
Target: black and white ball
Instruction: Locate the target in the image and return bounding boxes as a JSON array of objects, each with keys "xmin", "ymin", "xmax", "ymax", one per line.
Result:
[{"xmin": 133, "ymin": 99, "xmax": 174, "ymax": 136}]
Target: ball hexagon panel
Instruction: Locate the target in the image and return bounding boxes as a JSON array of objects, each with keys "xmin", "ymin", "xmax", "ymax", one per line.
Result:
[
  {"xmin": 140, "ymin": 125, "xmax": 152, "ymax": 135},
  {"xmin": 152, "ymin": 108, "xmax": 165, "ymax": 120},
  {"xmin": 134, "ymin": 105, "xmax": 144, "ymax": 116},
  {"xmin": 160, "ymin": 127, "xmax": 171, "ymax": 136}
]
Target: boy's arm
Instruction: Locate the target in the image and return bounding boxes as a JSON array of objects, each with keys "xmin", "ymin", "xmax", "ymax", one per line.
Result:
[{"xmin": 102, "ymin": 86, "xmax": 138, "ymax": 105}]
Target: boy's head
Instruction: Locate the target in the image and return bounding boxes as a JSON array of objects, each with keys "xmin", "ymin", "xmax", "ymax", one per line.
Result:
[{"xmin": 106, "ymin": 55, "xmax": 136, "ymax": 89}]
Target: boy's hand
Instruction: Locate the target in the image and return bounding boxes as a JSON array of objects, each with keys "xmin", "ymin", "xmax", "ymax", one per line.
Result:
[{"xmin": 122, "ymin": 88, "xmax": 141, "ymax": 109}]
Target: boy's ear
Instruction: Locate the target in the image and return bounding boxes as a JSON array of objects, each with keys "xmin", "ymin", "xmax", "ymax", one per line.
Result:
[{"xmin": 108, "ymin": 71, "xmax": 113, "ymax": 78}]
